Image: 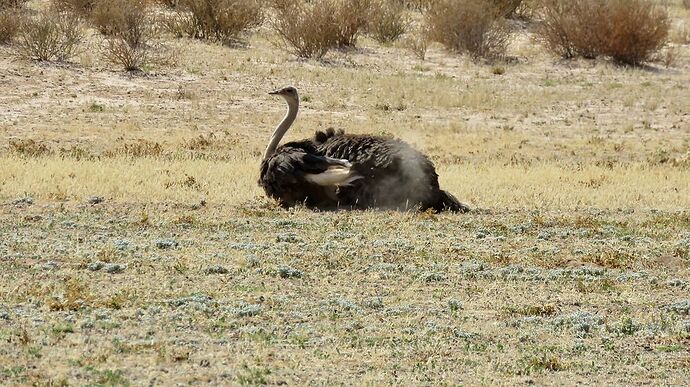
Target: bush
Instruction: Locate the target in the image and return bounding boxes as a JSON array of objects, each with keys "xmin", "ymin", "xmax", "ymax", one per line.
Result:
[
  {"xmin": 425, "ymin": 0, "xmax": 510, "ymax": 60},
  {"xmin": 403, "ymin": 24, "xmax": 429, "ymax": 60},
  {"xmin": 0, "ymin": 0, "xmax": 28, "ymax": 44},
  {"xmin": 17, "ymin": 8, "xmax": 84, "ymax": 61},
  {"xmin": 537, "ymin": 0, "xmax": 669, "ymax": 66},
  {"xmin": 0, "ymin": 0, "xmax": 27, "ymax": 9},
  {"xmin": 492, "ymin": 0, "xmax": 522, "ymax": 17},
  {"xmin": 333, "ymin": 0, "xmax": 371, "ymax": 47},
  {"xmin": 600, "ymin": 0, "xmax": 669, "ymax": 65},
  {"xmin": 94, "ymin": 0, "xmax": 171, "ymax": 71},
  {"xmin": 269, "ymin": 0, "xmax": 340, "ymax": 59},
  {"xmin": 0, "ymin": 8, "xmax": 22, "ymax": 44},
  {"xmin": 368, "ymin": 0, "xmax": 410, "ymax": 43},
  {"xmin": 53, "ymin": 0, "xmax": 97, "ymax": 16},
  {"xmin": 178, "ymin": 0, "xmax": 263, "ymax": 44}
]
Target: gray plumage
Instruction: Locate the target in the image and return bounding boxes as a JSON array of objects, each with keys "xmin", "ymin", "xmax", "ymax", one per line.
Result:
[{"xmin": 259, "ymin": 86, "xmax": 469, "ymax": 213}]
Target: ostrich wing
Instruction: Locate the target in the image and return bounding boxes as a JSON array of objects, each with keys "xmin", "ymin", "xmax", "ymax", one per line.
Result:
[{"xmin": 261, "ymin": 147, "xmax": 361, "ymax": 188}]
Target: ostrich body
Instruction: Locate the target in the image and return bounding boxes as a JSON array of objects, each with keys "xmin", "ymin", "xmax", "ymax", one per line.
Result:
[{"xmin": 259, "ymin": 86, "xmax": 469, "ymax": 212}]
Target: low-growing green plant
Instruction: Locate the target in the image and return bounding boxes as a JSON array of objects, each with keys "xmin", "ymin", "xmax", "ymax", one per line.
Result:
[
  {"xmin": 17, "ymin": 8, "xmax": 84, "ymax": 61},
  {"xmin": 425, "ymin": 0, "xmax": 511, "ymax": 60}
]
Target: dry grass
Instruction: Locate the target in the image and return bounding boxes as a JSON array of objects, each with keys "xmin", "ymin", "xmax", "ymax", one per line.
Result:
[
  {"xmin": 425, "ymin": 0, "xmax": 511, "ymax": 60},
  {"xmin": 0, "ymin": 155, "xmax": 688, "ymax": 210},
  {"xmin": 537, "ymin": 0, "xmax": 669, "ymax": 65}
]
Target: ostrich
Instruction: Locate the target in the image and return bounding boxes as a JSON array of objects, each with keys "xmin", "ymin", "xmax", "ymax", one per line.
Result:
[{"xmin": 258, "ymin": 86, "xmax": 470, "ymax": 213}]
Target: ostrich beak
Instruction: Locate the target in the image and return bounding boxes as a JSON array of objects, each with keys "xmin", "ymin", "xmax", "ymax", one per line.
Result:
[{"xmin": 268, "ymin": 89, "xmax": 281, "ymax": 95}]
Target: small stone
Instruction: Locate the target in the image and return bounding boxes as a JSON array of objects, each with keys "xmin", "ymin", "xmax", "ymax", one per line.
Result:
[
  {"xmin": 87, "ymin": 261, "xmax": 104, "ymax": 271},
  {"xmin": 87, "ymin": 196, "xmax": 104, "ymax": 205},
  {"xmin": 665, "ymin": 300, "xmax": 690, "ymax": 315},
  {"xmin": 665, "ymin": 279, "xmax": 687, "ymax": 288},
  {"xmin": 113, "ymin": 239, "xmax": 131, "ymax": 251},
  {"xmin": 233, "ymin": 303, "xmax": 262, "ymax": 317},
  {"xmin": 155, "ymin": 239, "xmax": 178, "ymax": 249},
  {"xmin": 12, "ymin": 196, "xmax": 33, "ymax": 206},
  {"xmin": 104, "ymin": 263, "xmax": 126, "ymax": 274},
  {"xmin": 0, "ymin": 311, "xmax": 9, "ymax": 320},
  {"xmin": 205, "ymin": 265, "xmax": 229, "ymax": 275},
  {"xmin": 278, "ymin": 266, "xmax": 303, "ymax": 279},
  {"xmin": 41, "ymin": 261, "xmax": 59, "ymax": 271}
]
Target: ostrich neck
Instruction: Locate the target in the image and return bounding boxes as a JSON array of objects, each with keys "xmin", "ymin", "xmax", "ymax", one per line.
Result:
[{"xmin": 263, "ymin": 100, "xmax": 298, "ymax": 161}]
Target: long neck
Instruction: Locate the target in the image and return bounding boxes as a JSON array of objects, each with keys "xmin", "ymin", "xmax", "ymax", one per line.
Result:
[{"xmin": 263, "ymin": 99, "xmax": 298, "ymax": 160}]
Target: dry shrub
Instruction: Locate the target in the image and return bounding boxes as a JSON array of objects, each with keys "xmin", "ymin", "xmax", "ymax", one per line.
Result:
[
  {"xmin": 104, "ymin": 139, "xmax": 164, "ymax": 157},
  {"xmin": 269, "ymin": 0, "xmax": 340, "ymax": 59},
  {"xmin": 537, "ymin": 0, "xmax": 669, "ymax": 66},
  {"xmin": 91, "ymin": 0, "xmax": 148, "ymax": 38},
  {"xmin": 0, "ymin": 8, "xmax": 24, "ymax": 44},
  {"xmin": 333, "ymin": 0, "xmax": 371, "ymax": 47},
  {"xmin": 53, "ymin": 0, "xmax": 97, "ymax": 16},
  {"xmin": 9, "ymin": 139, "xmax": 52, "ymax": 157},
  {"xmin": 157, "ymin": 0, "xmax": 179, "ymax": 7},
  {"xmin": 368, "ymin": 0, "xmax": 410, "ymax": 43},
  {"xmin": 17, "ymin": 8, "xmax": 84, "ymax": 61},
  {"xmin": 178, "ymin": 0, "xmax": 263, "ymax": 44},
  {"xmin": 94, "ymin": 0, "xmax": 172, "ymax": 71},
  {"xmin": 425, "ymin": 0, "xmax": 510, "ymax": 60},
  {"xmin": 403, "ymin": 24, "xmax": 429, "ymax": 60},
  {"xmin": 397, "ymin": 0, "xmax": 433, "ymax": 11},
  {"xmin": 0, "ymin": 0, "xmax": 27, "ymax": 9},
  {"xmin": 601, "ymin": 0, "xmax": 668, "ymax": 65},
  {"xmin": 492, "ymin": 0, "xmax": 522, "ymax": 17}
]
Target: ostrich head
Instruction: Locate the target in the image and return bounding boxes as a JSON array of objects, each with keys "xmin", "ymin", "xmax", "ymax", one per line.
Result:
[
  {"xmin": 263, "ymin": 86, "xmax": 300, "ymax": 161},
  {"xmin": 269, "ymin": 86, "xmax": 299, "ymax": 106}
]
